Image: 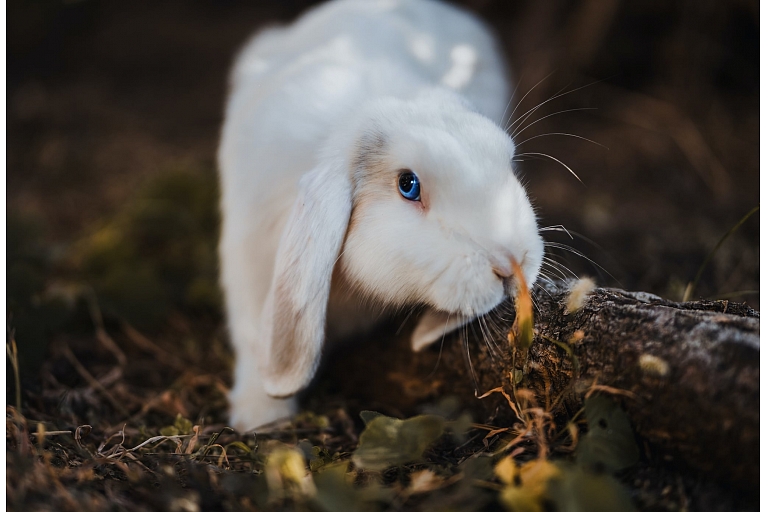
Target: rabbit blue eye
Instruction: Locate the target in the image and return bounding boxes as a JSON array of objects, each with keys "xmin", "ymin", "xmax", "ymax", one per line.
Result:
[{"xmin": 398, "ymin": 171, "xmax": 421, "ymax": 201}]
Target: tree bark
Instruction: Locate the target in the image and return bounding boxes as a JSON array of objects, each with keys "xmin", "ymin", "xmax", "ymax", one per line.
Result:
[{"xmin": 317, "ymin": 280, "xmax": 759, "ymax": 490}]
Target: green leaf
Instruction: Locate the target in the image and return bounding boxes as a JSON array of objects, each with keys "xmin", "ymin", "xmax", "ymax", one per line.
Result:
[
  {"xmin": 460, "ymin": 456, "xmax": 494, "ymax": 481},
  {"xmin": 359, "ymin": 410, "xmax": 384, "ymax": 425},
  {"xmin": 159, "ymin": 425, "xmax": 180, "ymax": 437},
  {"xmin": 352, "ymin": 414, "xmax": 446, "ymax": 471},
  {"xmin": 547, "ymin": 464, "xmax": 636, "ymax": 512},
  {"xmin": 420, "ymin": 396, "xmax": 461, "ymax": 418},
  {"xmin": 173, "ymin": 414, "xmax": 193, "ymax": 435},
  {"xmin": 309, "ymin": 458, "xmax": 327, "ymax": 472},
  {"xmin": 575, "ymin": 395, "xmax": 639, "ymax": 472},
  {"xmin": 312, "ymin": 462, "xmax": 365, "ymax": 512},
  {"xmin": 224, "ymin": 441, "xmax": 252, "ymax": 455},
  {"xmin": 447, "ymin": 412, "xmax": 474, "ymax": 442}
]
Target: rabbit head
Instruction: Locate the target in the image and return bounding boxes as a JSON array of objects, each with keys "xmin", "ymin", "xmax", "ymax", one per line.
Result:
[{"xmin": 263, "ymin": 90, "xmax": 543, "ymax": 397}]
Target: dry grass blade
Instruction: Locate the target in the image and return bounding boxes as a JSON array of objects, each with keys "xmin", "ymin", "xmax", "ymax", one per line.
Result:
[
  {"xmin": 108, "ymin": 433, "xmax": 194, "ymax": 459},
  {"xmin": 6, "ymin": 331, "xmax": 21, "ymax": 411},
  {"xmin": 122, "ymin": 322, "xmax": 188, "ymax": 370},
  {"xmin": 682, "ymin": 205, "xmax": 760, "ymax": 302},
  {"xmin": 60, "ymin": 344, "xmax": 131, "ymax": 417},
  {"xmin": 508, "ymin": 260, "xmax": 534, "ymax": 354},
  {"xmin": 478, "ymin": 386, "xmax": 522, "ymax": 420},
  {"xmin": 584, "ymin": 381, "xmax": 638, "ymax": 401},
  {"xmin": 96, "ymin": 328, "xmax": 127, "ymax": 367},
  {"xmin": 31, "ymin": 430, "xmax": 74, "ymax": 437},
  {"xmin": 185, "ymin": 425, "xmax": 202, "ymax": 455},
  {"xmin": 612, "ymin": 89, "xmax": 731, "ymax": 196},
  {"xmin": 84, "ymin": 286, "xmax": 127, "ymax": 366}
]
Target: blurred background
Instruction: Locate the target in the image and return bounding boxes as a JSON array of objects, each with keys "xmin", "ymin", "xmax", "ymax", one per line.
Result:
[{"xmin": 7, "ymin": 0, "xmax": 760, "ymax": 376}]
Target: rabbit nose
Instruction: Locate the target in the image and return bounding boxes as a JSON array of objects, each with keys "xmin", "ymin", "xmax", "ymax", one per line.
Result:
[
  {"xmin": 491, "ymin": 257, "xmax": 514, "ymax": 300},
  {"xmin": 491, "ymin": 251, "xmax": 520, "ymax": 280},
  {"xmin": 492, "ymin": 263, "xmax": 512, "ymax": 280},
  {"xmin": 492, "ymin": 253, "xmax": 528, "ymax": 297}
]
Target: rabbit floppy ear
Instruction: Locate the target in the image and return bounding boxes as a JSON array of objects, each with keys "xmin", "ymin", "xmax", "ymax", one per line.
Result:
[
  {"xmin": 411, "ymin": 310, "xmax": 471, "ymax": 352},
  {"xmin": 263, "ymin": 160, "xmax": 352, "ymax": 397}
]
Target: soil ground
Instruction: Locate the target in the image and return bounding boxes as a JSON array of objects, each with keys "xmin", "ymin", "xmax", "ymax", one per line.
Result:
[{"xmin": 6, "ymin": 1, "xmax": 759, "ymax": 511}]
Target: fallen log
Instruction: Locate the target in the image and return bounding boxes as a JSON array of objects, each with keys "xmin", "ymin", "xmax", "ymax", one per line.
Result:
[{"xmin": 314, "ymin": 280, "xmax": 759, "ymax": 492}]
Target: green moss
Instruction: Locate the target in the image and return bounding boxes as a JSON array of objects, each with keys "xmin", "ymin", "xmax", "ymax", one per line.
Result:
[{"xmin": 77, "ymin": 166, "xmax": 222, "ymax": 328}]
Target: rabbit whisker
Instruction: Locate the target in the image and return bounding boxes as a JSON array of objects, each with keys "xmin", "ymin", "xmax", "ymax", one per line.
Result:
[
  {"xmin": 511, "ymin": 107, "xmax": 598, "ymax": 140},
  {"xmin": 507, "ymin": 78, "xmax": 605, "ymax": 135},
  {"xmin": 515, "ymin": 131, "xmax": 608, "ymax": 150},
  {"xmin": 543, "ymin": 241, "xmax": 615, "ymax": 280},
  {"xmin": 427, "ymin": 310, "xmax": 456, "ymax": 379},
  {"xmin": 504, "ymin": 71, "xmax": 556, "ymax": 132},
  {"xmin": 523, "ymin": 285, "xmax": 543, "ymax": 316},
  {"xmin": 543, "ymin": 254, "xmax": 577, "ymax": 274},
  {"xmin": 499, "ymin": 74, "xmax": 524, "ymax": 127},
  {"xmin": 537, "ymin": 277, "xmax": 559, "ymax": 296},
  {"xmin": 477, "ymin": 315, "xmax": 494, "ymax": 359},
  {"xmin": 531, "ymin": 290, "xmax": 542, "ymax": 316},
  {"xmin": 487, "ymin": 309, "xmax": 515, "ymax": 343},
  {"xmin": 479, "ymin": 313, "xmax": 502, "ymax": 360},
  {"xmin": 506, "ymin": 79, "xmax": 574, "ymax": 132},
  {"xmin": 542, "ymin": 257, "xmax": 576, "ymax": 280},
  {"xmin": 395, "ymin": 304, "xmax": 420, "ymax": 336},
  {"xmin": 542, "ymin": 228, "xmax": 625, "ymax": 286},
  {"xmin": 539, "ymin": 224, "xmax": 574, "ymax": 239},
  {"xmin": 463, "ymin": 319, "xmax": 480, "ymax": 394},
  {"xmin": 514, "ymin": 151, "xmax": 583, "ymax": 184}
]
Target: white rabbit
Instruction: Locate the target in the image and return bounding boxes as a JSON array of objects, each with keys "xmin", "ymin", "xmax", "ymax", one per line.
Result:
[{"xmin": 218, "ymin": 0, "xmax": 544, "ymax": 431}]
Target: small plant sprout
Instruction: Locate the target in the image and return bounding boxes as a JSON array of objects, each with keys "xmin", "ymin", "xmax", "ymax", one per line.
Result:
[
  {"xmin": 682, "ymin": 205, "xmax": 759, "ymax": 302},
  {"xmin": 638, "ymin": 354, "xmax": 670, "ymax": 377},
  {"xmin": 565, "ymin": 277, "xmax": 596, "ymax": 314}
]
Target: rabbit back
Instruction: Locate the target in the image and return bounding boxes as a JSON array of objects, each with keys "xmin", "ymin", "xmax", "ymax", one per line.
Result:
[
  {"xmin": 223, "ymin": 0, "xmax": 510, "ymax": 163},
  {"xmin": 230, "ymin": 0, "xmax": 509, "ymax": 112}
]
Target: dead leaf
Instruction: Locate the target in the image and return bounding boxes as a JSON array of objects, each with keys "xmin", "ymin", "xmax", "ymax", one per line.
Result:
[{"xmin": 408, "ymin": 469, "xmax": 443, "ymax": 494}]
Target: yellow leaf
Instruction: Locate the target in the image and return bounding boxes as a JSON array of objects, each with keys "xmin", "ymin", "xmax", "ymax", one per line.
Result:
[
  {"xmin": 518, "ymin": 459, "xmax": 561, "ymax": 497},
  {"xmin": 500, "ymin": 486, "xmax": 542, "ymax": 512},
  {"xmin": 494, "ymin": 456, "xmax": 516, "ymax": 486},
  {"xmin": 510, "ymin": 260, "xmax": 534, "ymax": 352},
  {"xmin": 265, "ymin": 446, "xmax": 316, "ymax": 499},
  {"xmin": 498, "ymin": 459, "xmax": 562, "ymax": 512}
]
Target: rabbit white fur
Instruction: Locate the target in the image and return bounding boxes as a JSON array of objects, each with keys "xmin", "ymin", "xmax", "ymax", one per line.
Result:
[{"xmin": 218, "ymin": 0, "xmax": 544, "ymax": 431}]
